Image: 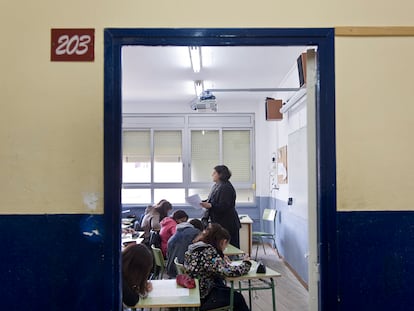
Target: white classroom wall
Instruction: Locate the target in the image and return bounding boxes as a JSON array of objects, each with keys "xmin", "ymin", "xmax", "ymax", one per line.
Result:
[
  {"xmin": 273, "ymin": 61, "xmax": 307, "ymax": 201},
  {"xmin": 269, "ymin": 62, "xmax": 310, "ymax": 282}
]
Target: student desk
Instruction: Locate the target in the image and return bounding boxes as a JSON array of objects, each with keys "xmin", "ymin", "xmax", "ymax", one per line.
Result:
[
  {"xmin": 121, "ymin": 232, "xmax": 144, "ymax": 249},
  {"xmin": 122, "ymin": 218, "xmax": 134, "ymax": 226},
  {"xmin": 135, "ymin": 279, "xmax": 200, "ymax": 310},
  {"xmin": 224, "ymin": 244, "xmax": 245, "ymax": 256},
  {"xmin": 121, "ymin": 231, "xmax": 144, "ymax": 238},
  {"xmin": 121, "ymin": 237, "xmax": 143, "ymax": 247},
  {"xmin": 226, "ymin": 260, "xmax": 281, "ymax": 311},
  {"xmin": 239, "ymin": 214, "xmax": 253, "ymax": 256}
]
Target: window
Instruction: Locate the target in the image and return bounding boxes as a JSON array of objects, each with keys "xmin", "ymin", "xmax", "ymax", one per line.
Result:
[
  {"xmin": 122, "ymin": 114, "xmax": 255, "ymax": 205},
  {"xmin": 191, "ymin": 130, "xmax": 219, "ymax": 182},
  {"xmin": 154, "ymin": 131, "xmax": 183, "ymax": 183},
  {"xmin": 122, "ymin": 130, "xmax": 151, "ymax": 183},
  {"xmin": 223, "ymin": 130, "xmax": 251, "ymax": 182}
]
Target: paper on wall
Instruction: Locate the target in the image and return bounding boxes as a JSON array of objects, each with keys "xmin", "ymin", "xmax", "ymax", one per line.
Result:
[{"xmin": 277, "ymin": 162, "xmax": 287, "ymax": 180}]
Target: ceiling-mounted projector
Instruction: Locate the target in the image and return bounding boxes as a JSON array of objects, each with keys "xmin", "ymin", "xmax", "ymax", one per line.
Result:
[{"xmin": 190, "ymin": 90, "xmax": 217, "ymax": 112}]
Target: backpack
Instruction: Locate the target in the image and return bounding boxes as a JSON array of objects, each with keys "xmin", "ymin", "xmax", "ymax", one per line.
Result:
[{"xmin": 149, "ymin": 230, "xmax": 161, "ymax": 248}]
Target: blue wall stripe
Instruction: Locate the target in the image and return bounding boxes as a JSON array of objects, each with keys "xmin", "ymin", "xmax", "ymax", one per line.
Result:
[
  {"xmin": 0, "ymin": 214, "xmax": 105, "ymax": 311},
  {"xmin": 122, "ymin": 203, "xmax": 262, "ymax": 231},
  {"xmin": 337, "ymin": 211, "xmax": 414, "ymax": 311}
]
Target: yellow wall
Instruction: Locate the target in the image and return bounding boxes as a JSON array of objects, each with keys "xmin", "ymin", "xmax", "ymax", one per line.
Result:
[
  {"xmin": 1, "ymin": 1, "xmax": 414, "ymax": 213},
  {"xmin": 336, "ymin": 36, "xmax": 414, "ymax": 211}
]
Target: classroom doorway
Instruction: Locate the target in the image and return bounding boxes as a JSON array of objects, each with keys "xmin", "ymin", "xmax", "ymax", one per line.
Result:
[{"xmin": 104, "ymin": 28, "xmax": 336, "ymax": 311}]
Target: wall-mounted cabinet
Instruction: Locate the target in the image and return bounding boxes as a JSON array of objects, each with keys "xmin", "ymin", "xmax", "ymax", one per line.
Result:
[{"xmin": 265, "ymin": 98, "xmax": 283, "ymax": 121}]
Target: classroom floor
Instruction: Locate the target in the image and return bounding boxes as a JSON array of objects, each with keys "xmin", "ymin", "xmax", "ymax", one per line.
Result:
[
  {"xmin": 134, "ymin": 243, "xmax": 309, "ymax": 311},
  {"xmin": 247, "ymin": 243, "xmax": 309, "ymax": 311}
]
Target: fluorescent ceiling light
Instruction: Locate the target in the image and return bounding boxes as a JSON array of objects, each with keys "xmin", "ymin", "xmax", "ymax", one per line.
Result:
[
  {"xmin": 194, "ymin": 80, "xmax": 204, "ymax": 97},
  {"xmin": 189, "ymin": 46, "xmax": 202, "ymax": 73}
]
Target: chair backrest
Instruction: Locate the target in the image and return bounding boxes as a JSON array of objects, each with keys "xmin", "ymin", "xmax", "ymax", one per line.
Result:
[
  {"xmin": 262, "ymin": 208, "xmax": 277, "ymax": 222},
  {"xmin": 151, "ymin": 244, "xmax": 165, "ymax": 269},
  {"xmin": 174, "ymin": 257, "xmax": 186, "ymax": 275},
  {"xmin": 134, "ymin": 213, "xmax": 145, "ymax": 231}
]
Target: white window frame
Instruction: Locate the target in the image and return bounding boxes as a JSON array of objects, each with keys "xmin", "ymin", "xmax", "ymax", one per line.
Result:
[{"xmin": 122, "ymin": 113, "xmax": 255, "ymax": 206}]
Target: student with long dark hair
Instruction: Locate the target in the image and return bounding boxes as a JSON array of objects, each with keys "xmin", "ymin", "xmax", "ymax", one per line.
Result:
[
  {"xmin": 122, "ymin": 244, "xmax": 153, "ymax": 307},
  {"xmin": 200, "ymin": 165, "xmax": 242, "ymax": 248},
  {"xmin": 184, "ymin": 223, "xmax": 251, "ymax": 311},
  {"xmin": 141, "ymin": 199, "xmax": 173, "ymax": 245}
]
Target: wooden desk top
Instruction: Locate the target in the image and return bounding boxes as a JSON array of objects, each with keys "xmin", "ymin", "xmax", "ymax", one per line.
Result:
[
  {"xmin": 239, "ymin": 214, "xmax": 253, "ymax": 224},
  {"xmin": 135, "ymin": 279, "xmax": 200, "ymax": 308},
  {"xmin": 226, "ymin": 260, "xmax": 281, "ymax": 281},
  {"xmin": 121, "ymin": 237, "xmax": 143, "ymax": 245},
  {"xmin": 121, "ymin": 233, "xmax": 144, "ymax": 250},
  {"xmin": 224, "ymin": 244, "xmax": 245, "ymax": 256},
  {"xmin": 121, "ymin": 231, "xmax": 143, "ymax": 238},
  {"xmin": 122, "ymin": 218, "xmax": 135, "ymax": 224}
]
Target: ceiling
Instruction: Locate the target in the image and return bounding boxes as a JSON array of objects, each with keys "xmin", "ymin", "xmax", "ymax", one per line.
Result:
[{"xmin": 121, "ymin": 45, "xmax": 308, "ymax": 108}]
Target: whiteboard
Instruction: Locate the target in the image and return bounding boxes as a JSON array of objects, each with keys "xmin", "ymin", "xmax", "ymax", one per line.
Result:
[{"xmin": 287, "ymin": 126, "xmax": 308, "ymax": 219}]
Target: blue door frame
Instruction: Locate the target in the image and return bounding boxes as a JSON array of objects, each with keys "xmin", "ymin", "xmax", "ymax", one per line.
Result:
[{"xmin": 103, "ymin": 28, "xmax": 336, "ymax": 311}]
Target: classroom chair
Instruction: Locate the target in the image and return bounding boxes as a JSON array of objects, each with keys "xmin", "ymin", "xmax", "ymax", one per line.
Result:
[
  {"xmin": 151, "ymin": 244, "xmax": 166, "ymax": 279},
  {"xmin": 174, "ymin": 257, "xmax": 186, "ymax": 275},
  {"xmin": 252, "ymin": 208, "xmax": 278, "ymax": 260}
]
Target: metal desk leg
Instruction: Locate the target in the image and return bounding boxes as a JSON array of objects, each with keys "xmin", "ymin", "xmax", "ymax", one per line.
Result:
[
  {"xmin": 230, "ymin": 281, "xmax": 235, "ymax": 311},
  {"xmin": 271, "ymin": 278, "xmax": 276, "ymax": 311},
  {"xmin": 248, "ymin": 279, "xmax": 252, "ymax": 311}
]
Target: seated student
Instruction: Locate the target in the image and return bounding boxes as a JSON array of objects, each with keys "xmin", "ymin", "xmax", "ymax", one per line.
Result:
[
  {"xmin": 184, "ymin": 223, "xmax": 251, "ymax": 311},
  {"xmin": 159, "ymin": 210, "xmax": 188, "ymax": 257},
  {"xmin": 122, "ymin": 244, "xmax": 153, "ymax": 307},
  {"xmin": 166, "ymin": 218, "xmax": 204, "ymax": 277},
  {"xmin": 141, "ymin": 199, "xmax": 172, "ymax": 245}
]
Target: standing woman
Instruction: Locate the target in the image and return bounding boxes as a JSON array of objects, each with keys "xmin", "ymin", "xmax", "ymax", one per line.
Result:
[{"xmin": 200, "ymin": 165, "xmax": 242, "ymax": 248}]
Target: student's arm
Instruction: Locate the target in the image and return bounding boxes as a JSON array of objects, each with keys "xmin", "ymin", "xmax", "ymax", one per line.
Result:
[
  {"xmin": 211, "ymin": 255, "xmax": 251, "ymax": 277},
  {"xmin": 122, "ymin": 282, "xmax": 140, "ymax": 307}
]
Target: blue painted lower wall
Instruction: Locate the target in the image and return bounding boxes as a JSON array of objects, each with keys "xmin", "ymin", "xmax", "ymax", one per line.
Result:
[
  {"xmin": 273, "ymin": 198, "xmax": 309, "ymax": 284},
  {"xmin": 337, "ymin": 211, "xmax": 414, "ymax": 311},
  {"xmin": 2, "ymin": 210, "xmax": 414, "ymax": 310},
  {"xmin": 0, "ymin": 214, "xmax": 105, "ymax": 311}
]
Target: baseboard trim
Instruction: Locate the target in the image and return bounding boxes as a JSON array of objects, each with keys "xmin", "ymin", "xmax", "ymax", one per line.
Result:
[
  {"xmin": 282, "ymin": 257, "xmax": 308, "ymax": 290},
  {"xmin": 266, "ymin": 243, "xmax": 309, "ymax": 291},
  {"xmin": 253, "ymin": 241, "xmax": 308, "ymax": 290}
]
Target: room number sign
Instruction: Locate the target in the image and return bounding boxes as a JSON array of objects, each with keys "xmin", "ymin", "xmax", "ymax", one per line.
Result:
[{"xmin": 51, "ymin": 28, "xmax": 94, "ymax": 61}]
